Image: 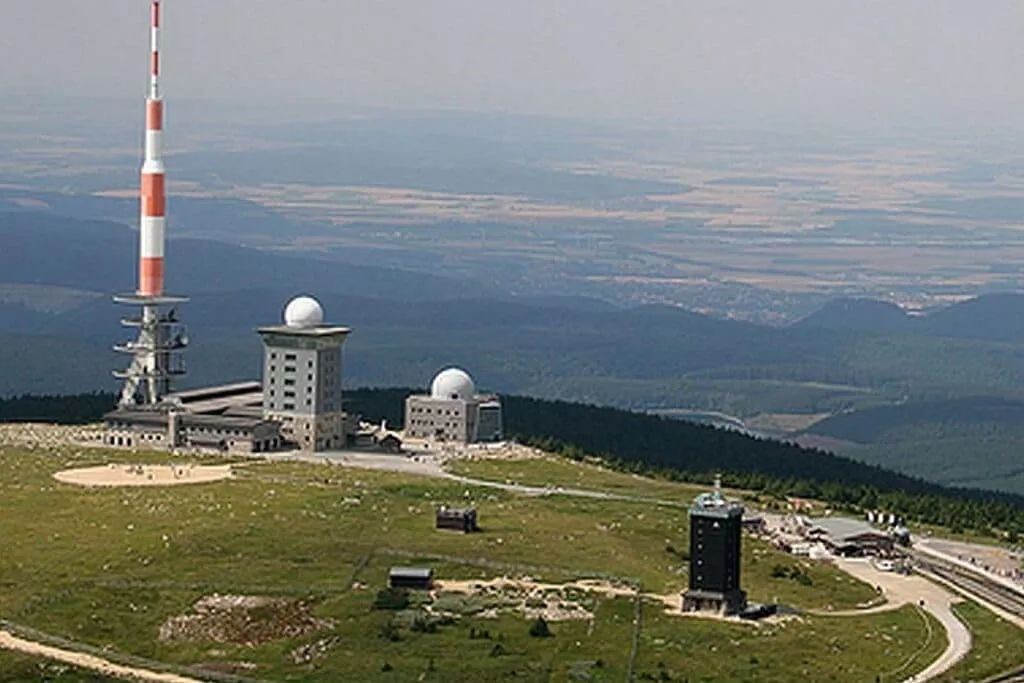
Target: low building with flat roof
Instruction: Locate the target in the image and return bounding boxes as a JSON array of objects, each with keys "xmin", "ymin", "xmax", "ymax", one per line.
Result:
[
  {"xmin": 804, "ymin": 517, "xmax": 894, "ymax": 557},
  {"xmin": 388, "ymin": 567, "xmax": 433, "ymax": 590},
  {"xmin": 436, "ymin": 506, "xmax": 478, "ymax": 533},
  {"xmin": 103, "ymin": 403, "xmax": 281, "ymax": 454}
]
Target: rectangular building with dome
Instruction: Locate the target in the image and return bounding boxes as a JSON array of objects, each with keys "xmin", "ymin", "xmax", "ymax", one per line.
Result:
[
  {"xmin": 257, "ymin": 295, "xmax": 351, "ymax": 452},
  {"xmin": 404, "ymin": 368, "xmax": 503, "ymax": 443}
]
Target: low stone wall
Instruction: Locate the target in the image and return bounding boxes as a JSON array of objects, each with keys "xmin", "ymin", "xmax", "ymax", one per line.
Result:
[{"xmin": 0, "ymin": 423, "xmax": 105, "ymax": 450}]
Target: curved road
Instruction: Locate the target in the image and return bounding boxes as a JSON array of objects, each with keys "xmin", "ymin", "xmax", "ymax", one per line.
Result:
[{"xmin": 828, "ymin": 559, "xmax": 971, "ymax": 682}]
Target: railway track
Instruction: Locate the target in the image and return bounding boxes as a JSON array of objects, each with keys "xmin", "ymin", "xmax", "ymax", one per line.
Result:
[
  {"xmin": 985, "ymin": 666, "xmax": 1024, "ymax": 683},
  {"xmin": 911, "ymin": 553, "xmax": 1024, "ymax": 682},
  {"xmin": 914, "ymin": 553, "xmax": 1024, "ymax": 620}
]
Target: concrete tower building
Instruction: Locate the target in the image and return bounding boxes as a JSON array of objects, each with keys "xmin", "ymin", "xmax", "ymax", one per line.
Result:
[
  {"xmin": 114, "ymin": 0, "xmax": 188, "ymax": 406},
  {"xmin": 258, "ymin": 296, "xmax": 350, "ymax": 451},
  {"xmin": 682, "ymin": 477, "xmax": 747, "ymax": 615},
  {"xmin": 404, "ymin": 368, "xmax": 503, "ymax": 443}
]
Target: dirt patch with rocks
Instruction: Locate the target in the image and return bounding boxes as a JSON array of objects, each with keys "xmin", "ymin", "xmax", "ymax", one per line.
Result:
[{"xmin": 159, "ymin": 595, "xmax": 332, "ymax": 646}]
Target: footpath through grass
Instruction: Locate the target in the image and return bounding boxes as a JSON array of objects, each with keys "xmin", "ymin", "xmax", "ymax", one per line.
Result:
[
  {"xmin": 448, "ymin": 453, "xmax": 717, "ymax": 501},
  {"xmin": 0, "ymin": 446, "xmax": 951, "ymax": 682},
  {"xmin": 0, "ymin": 650, "xmax": 117, "ymax": 683}
]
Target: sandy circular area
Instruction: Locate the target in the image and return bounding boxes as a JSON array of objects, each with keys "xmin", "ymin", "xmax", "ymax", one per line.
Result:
[{"xmin": 54, "ymin": 463, "xmax": 233, "ymax": 488}]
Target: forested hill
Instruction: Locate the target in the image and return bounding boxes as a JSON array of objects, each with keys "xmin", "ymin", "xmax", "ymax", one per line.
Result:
[
  {"xmin": 8, "ymin": 390, "xmax": 1024, "ymax": 518},
  {"xmin": 795, "ymin": 292, "xmax": 1024, "ymax": 343}
]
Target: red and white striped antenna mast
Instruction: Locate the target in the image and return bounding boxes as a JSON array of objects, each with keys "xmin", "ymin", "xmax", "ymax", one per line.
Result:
[
  {"xmin": 114, "ymin": 0, "xmax": 188, "ymax": 406},
  {"xmin": 139, "ymin": 0, "xmax": 166, "ymax": 297}
]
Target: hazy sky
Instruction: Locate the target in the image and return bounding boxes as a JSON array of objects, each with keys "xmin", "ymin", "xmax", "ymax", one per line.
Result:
[{"xmin": 3, "ymin": 0, "xmax": 1024, "ymax": 129}]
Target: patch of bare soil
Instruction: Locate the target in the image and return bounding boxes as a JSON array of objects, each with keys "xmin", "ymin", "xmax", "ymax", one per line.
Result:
[
  {"xmin": 159, "ymin": 595, "xmax": 332, "ymax": 646},
  {"xmin": 54, "ymin": 463, "xmax": 232, "ymax": 488}
]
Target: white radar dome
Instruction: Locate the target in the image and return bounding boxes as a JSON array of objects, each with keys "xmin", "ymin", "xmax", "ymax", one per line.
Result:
[
  {"xmin": 430, "ymin": 367, "xmax": 476, "ymax": 401},
  {"xmin": 283, "ymin": 296, "xmax": 324, "ymax": 328}
]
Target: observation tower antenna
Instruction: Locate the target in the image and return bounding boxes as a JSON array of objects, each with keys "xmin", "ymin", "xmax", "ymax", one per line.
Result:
[{"xmin": 114, "ymin": 0, "xmax": 188, "ymax": 406}]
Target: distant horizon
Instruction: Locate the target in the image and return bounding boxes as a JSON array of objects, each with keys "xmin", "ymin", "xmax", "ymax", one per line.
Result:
[
  {"xmin": 4, "ymin": 1, "xmax": 1024, "ymax": 134},
  {"xmin": 6, "ymin": 90, "xmax": 1024, "ymax": 144}
]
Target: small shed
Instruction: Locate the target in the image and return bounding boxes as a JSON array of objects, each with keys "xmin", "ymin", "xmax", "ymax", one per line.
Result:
[
  {"xmin": 436, "ymin": 506, "xmax": 478, "ymax": 533},
  {"xmin": 388, "ymin": 566, "xmax": 433, "ymax": 590}
]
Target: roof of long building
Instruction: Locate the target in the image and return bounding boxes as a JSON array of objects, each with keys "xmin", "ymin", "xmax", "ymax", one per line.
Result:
[
  {"xmin": 167, "ymin": 381, "xmax": 262, "ymax": 403},
  {"xmin": 389, "ymin": 567, "xmax": 433, "ymax": 579},
  {"xmin": 105, "ymin": 407, "xmax": 273, "ymax": 431},
  {"xmin": 176, "ymin": 391, "xmax": 263, "ymax": 416},
  {"xmin": 808, "ymin": 517, "xmax": 890, "ymax": 543}
]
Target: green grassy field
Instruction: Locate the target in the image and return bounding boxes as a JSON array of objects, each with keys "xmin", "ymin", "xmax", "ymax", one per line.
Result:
[
  {"xmin": 447, "ymin": 455, "xmax": 711, "ymax": 502},
  {"xmin": 0, "ymin": 446, "xmax": 955, "ymax": 681},
  {"xmin": 636, "ymin": 603, "xmax": 946, "ymax": 683}
]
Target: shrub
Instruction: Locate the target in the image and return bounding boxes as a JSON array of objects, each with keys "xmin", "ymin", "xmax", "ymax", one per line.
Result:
[
  {"xmin": 410, "ymin": 615, "xmax": 437, "ymax": 633},
  {"xmin": 373, "ymin": 587, "xmax": 410, "ymax": 611},
  {"xmin": 378, "ymin": 621, "xmax": 401, "ymax": 642},
  {"xmin": 529, "ymin": 616, "xmax": 552, "ymax": 638}
]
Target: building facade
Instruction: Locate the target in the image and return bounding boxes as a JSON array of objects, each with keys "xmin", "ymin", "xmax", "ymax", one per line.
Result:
[
  {"xmin": 683, "ymin": 481, "xmax": 748, "ymax": 615},
  {"xmin": 104, "ymin": 405, "xmax": 281, "ymax": 455},
  {"xmin": 258, "ymin": 297, "xmax": 350, "ymax": 451},
  {"xmin": 404, "ymin": 367, "xmax": 503, "ymax": 443}
]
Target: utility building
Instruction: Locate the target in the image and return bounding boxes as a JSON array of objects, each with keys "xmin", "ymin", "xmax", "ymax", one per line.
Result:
[
  {"xmin": 683, "ymin": 478, "xmax": 748, "ymax": 615},
  {"xmin": 436, "ymin": 506, "xmax": 479, "ymax": 533},
  {"xmin": 388, "ymin": 567, "xmax": 433, "ymax": 590},
  {"xmin": 258, "ymin": 296, "xmax": 350, "ymax": 451},
  {"xmin": 404, "ymin": 368, "xmax": 503, "ymax": 443}
]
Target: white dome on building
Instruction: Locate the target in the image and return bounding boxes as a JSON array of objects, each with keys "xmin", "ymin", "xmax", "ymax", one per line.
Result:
[
  {"xmin": 283, "ymin": 295, "xmax": 324, "ymax": 328},
  {"xmin": 430, "ymin": 367, "xmax": 476, "ymax": 401}
]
